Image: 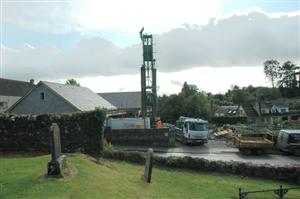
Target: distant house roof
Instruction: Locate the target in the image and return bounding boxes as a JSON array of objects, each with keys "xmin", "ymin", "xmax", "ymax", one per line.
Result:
[
  {"xmin": 215, "ymin": 106, "xmax": 240, "ymax": 115},
  {"xmin": 271, "ymin": 99, "xmax": 289, "ymax": 108},
  {"xmin": 259, "ymin": 101, "xmax": 273, "ymax": 109},
  {"xmin": 98, "ymin": 91, "xmax": 141, "ymax": 110},
  {"xmin": 8, "ymin": 81, "xmax": 116, "ymax": 112},
  {"xmin": 0, "ymin": 78, "xmax": 35, "ymax": 96},
  {"xmin": 43, "ymin": 81, "xmax": 116, "ymax": 111}
]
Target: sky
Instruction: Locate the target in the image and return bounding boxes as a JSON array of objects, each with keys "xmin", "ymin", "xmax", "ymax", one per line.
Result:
[{"xmin": 0, "ymin": 0, "xmax": 299, "ymax": 95}]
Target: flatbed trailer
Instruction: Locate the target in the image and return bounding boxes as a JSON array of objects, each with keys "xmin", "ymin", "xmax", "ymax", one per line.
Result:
[{"xmin": 233, "ymin": 132, "xmax": 275, "ymax": 155}]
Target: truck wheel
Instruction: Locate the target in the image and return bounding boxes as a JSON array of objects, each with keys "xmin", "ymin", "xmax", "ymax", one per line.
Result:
[
  {"xmin": 256, "ymin": 149, "xmax": 265, "ymax": 155},
  {"xmin": 293, "ymin": 149, "xmax": 300, "ymax": 156},
  {"xmin": 182, "ymin": 137, "xmax": 187, "ymax": 145},
  {"xmin": 239, "ymin": 148, "xmax": 251, "ymax": 155}
]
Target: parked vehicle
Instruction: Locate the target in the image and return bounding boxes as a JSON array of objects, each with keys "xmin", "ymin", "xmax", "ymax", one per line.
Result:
[
  {"xmin": 276, "ymin": 129, "xmax": 300, "ymax": 155},
  {"xmin": 232, "ymin": 132, "xmax": 275, "ymax": 155},
  {"xmin": 106, "ymin": 117, "xmax": 150, "ymax": 129},
  {"xmin": 175, "ymin": 116, "xmax": 209, "ymax": 145}
]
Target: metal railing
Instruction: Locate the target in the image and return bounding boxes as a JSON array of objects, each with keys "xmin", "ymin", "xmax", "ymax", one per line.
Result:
[{"xmin": 238, "ymin": 185, "xmax": 300, "ymax": 199}]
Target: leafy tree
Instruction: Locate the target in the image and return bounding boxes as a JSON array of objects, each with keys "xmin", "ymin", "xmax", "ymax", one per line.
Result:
[
  {"xmin": 157, "ymin": 83, "xmax": 211, "ymax": 124},
  {"xmin": 65, "ymin": 78, "xmax": 80, "ymax": 86},
  {"xmin": 158, "ymin": 94, "xmax": 185, "ymax": 123},
  {"xmin": 277, "ymin": 61, "xmax": 298, "ymax": 87},
  {"xmin": 183, "ymin": 93, "xmax": 210, "ymax": 119},
  {"xmin": 231, "ymin": 85, "xmax": 245, "ymax": 105},
  {"xmin": 264, "ymin": 60, "xmax": 280, "ymax": 88},
  {"xmin": 277, "ymin": 61, "xmax": 300, "ymax": 97},
  {"xmin": 180, "ymin": 82, "xmax": 198, "ymax": 97},
  {"xmin": 255, "ymin": 87, "xmax": 281, "ymax": 100}
]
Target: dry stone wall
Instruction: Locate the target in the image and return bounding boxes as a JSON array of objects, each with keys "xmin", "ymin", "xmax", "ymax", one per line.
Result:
[{"xmin": 103, "ymin": 150, "xmax": 300, "ymax": 185}]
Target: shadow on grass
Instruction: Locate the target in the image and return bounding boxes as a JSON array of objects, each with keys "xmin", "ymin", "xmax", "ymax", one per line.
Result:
[{"xmin": 0, "ymin": 151, "xmax": 48, "ymax": 159}]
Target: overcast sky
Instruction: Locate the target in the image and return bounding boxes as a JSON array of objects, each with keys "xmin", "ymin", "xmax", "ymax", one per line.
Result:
[{"xmin": 1, "ymin": 0, "xmax": 299, "ymax": 94}]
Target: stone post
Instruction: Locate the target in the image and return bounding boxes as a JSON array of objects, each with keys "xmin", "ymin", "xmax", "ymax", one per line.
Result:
[
  {"xmin": 47, "ymin": 123, "xmax": 67, "ymax": 176},
  {"xmin": 143, "ymin": 148, "xmax": 153, "ymax": 183}
]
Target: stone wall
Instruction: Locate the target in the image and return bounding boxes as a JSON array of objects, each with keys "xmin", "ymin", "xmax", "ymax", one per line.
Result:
[
  {"xmin": 104, "ymin": 128, "xmax": 175, "ymax": 146},
  {"xmin": 0, "ymin": 110, "xmax": 105, "ymax": 154},
  {"xmin": 103, "ymin": 150, "xmax": 300, "ymax": 185}
]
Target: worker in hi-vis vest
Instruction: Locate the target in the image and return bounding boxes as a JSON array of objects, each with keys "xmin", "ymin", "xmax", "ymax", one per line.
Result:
[{"xmin": 156, "ymin": 117, "xmax": 163, "ymax": 128}]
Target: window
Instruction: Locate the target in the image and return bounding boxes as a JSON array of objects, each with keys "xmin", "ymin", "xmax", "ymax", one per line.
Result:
[
  {"xmin": 189, "ymin": 122, "xmax": 207, "ymax": 131},
  {"xmin": 40, "ymin": 92, "xmax": 45, "ymax": 100},
  {"xmin": 280, "ymin": 108, "xmax": 287, "ymax": 113},
  {"xmin": 0, "ymin": 101, "xmax": 8, "ymax": 109},
  {"xmin": 289, "ymin": 134, "xmax": 300, "ymax": 144}
]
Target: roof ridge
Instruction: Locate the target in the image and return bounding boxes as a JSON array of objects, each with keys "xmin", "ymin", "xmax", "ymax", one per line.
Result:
[
  {"xmin": 99, "ymin": 91, "xmax": 141, "ymax": 94},
  {"xmin": 42, "ymin": 81, "xmax": 90, "ymax": 89},
  {"xmin": 0, "ymin": 78, "xmax": 32, "ymax": 85}
]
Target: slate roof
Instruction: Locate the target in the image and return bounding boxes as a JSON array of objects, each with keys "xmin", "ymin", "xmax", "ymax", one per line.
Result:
[
  {"xmin": 98, "ymin": 91, "xmax": 141, "ymax": 110},
  {"xmin": 215, "ymin": 106, "xmax": 240, "ymax": 114},
  {"xmin": 0, "ymin": 78, "xmax": 34, "ymax": 96},
  {"xmin": 42, "ymin": 81, "xmax": 116, "ymax": 111},
  {"xmin": 271, "ymin": 99, "xmax": 289, "ymax": 107},
  {"xmin": 259, "ymin": 101, "xmax": 273, "ymax": 109}
]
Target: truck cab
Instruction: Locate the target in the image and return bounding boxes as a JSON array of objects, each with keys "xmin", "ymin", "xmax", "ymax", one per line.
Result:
[
  {"xmin": 277, "ymin": 129, "xmax": 300, "ymax": 155},
  {"xmin": 176, "ymin": 117, "xmax": 209, "ymax": 145}
]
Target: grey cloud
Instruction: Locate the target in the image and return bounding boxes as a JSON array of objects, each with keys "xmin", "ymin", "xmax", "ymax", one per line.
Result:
[
  {"xmin": 156, "ymin": 12, "xmax": 300, "ymax": 71},
  {"xmin": 170, "ymin": 80, "xmax": 183, "ymax": 87},
  {"xmin": 1, "ymin": 11, "xmax": 299, "ymax": 81},
  {"xmin": 2, "ymin": 39, "xmax": 141, "ymax": 80}
]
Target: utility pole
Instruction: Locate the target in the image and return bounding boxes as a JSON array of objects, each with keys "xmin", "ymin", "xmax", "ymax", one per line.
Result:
[{"xmin": 140, "ymin": 27, "xmax": 157, "ymax": 128}]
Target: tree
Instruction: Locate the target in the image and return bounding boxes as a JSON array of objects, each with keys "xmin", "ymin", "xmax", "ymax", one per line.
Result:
[
  {"xmin": 157, "ymin": 82, "xmax": 211, "ymax": 123},
  {"xmin": 180, "ymin": 82, "xmax": 198, "ymax": 97},
  {"xmin": 277, "ymin": 61, "xmax": 300, "ymax": 97},
  {"xmin": 65, "ymin": 79, "xmax": 80, "ymax": 86},
  {"xmin": 264, "ymin": 60, "xmax": 280, "ymax": 88},
  {"xmin": 277, "ymin": 61, "xmax": 298, "ymax": 88},
  {"xmin": 230, "ymin": 85, "xmax": 245, "ymax": 105}
]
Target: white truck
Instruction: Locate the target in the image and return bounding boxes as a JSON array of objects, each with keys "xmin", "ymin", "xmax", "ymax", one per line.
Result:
[
  {"xmin": 175, "ymin": 116, "xmax": 209, "ymax": 145},
  {"xmin": 106, "ymin": 117, "xmax": 151, "ymax": 129}
]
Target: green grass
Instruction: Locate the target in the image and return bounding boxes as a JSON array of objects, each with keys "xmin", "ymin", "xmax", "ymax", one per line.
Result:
[{"xmin": 0, "ymin": 154, "xmax": 299, "ymax": 199}]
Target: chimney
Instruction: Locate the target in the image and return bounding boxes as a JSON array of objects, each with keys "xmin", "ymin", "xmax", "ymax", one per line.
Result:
[{"xmin": 29, "ymin": 78, "xmax": 35, "ymax": 85}]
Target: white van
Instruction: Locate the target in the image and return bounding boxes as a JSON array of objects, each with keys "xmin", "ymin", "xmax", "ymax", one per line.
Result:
[{"xmin": 277, "ymin": 129, "xmax": 300, "ymax": 155}]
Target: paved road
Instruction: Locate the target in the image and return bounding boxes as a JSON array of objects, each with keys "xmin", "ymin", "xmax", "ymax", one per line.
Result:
[{"xmin": 116, "ymin": 140, "xmax": 300, "ymax": 167}]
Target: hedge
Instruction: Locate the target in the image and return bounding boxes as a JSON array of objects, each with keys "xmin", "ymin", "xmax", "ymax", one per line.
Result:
[{"xmin": 0, "ymin": 110, "xmax": 105, "ymax": 155}]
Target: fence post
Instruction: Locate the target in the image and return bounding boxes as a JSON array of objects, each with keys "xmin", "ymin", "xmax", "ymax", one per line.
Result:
[
  {"xmin": 279, "ymin": 185, "xmax": 284, "ymax": 199},
  {"xmin": 239, "ymin": 188, "xmax": 243, "ymax": 199},
  {"xmin": 274, "ymin": 185, "xmax": 288, "ymax": 199}
]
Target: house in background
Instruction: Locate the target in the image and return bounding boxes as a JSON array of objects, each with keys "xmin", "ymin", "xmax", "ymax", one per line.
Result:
[
  {"xmin": 242, "ymin": 98, "xmax": 299, "ymax": 124},
  {"xmin": 7, "ymin": 81, "xmax": 116, "ymax": 114},
  {"xmin": 253, "ymin": 100, "xmax": 273, "ymax": 115},
  {"xmin": 214, "ymin": 105, "xmax": 246, "ymax": 117},
  {"xmin": 0, "ymin": 78, "xmax": 35, "ymax": 112},
  {"xmin": 271, "ymin": 101, "xmax": 289, "ymax": 114},
  {"xmin": 98, "ymin": 91, "xmax": 141, "ymax": 117}
]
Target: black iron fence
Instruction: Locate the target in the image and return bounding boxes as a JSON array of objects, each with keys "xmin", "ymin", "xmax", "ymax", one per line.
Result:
[{"xmin": 238, "ymin": 185, "xmax": 300, "ymax": 199}]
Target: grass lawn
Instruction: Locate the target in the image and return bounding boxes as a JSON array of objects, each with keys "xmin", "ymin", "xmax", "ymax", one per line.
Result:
[{"xmin": 0, "ymin": 154, "xmax": 299, "ymax": 199}]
